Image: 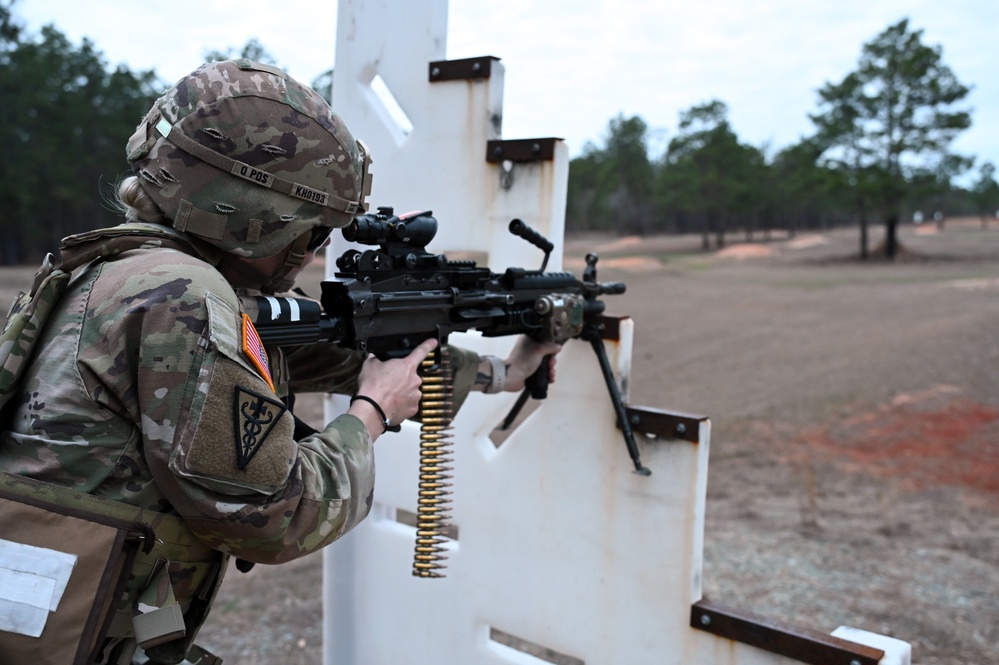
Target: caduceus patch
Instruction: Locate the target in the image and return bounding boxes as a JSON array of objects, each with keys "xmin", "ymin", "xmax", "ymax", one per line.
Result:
[{"xmin": 233, "ymin": 385, "xmax": 287, "ymax": 470}]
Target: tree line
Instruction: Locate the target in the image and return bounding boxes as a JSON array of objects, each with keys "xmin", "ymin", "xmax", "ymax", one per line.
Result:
[
  {"xmin": 567, "ymin": 19, "xmax": 999, "ymax": 259},
  {"xmin": 2, "ymin": 4, "xmax": 998, "ymax": 264},
  {"xmin": 0, "ymin": 2, "xmax": 162, "ymax": 264},
  {"xmin": 0, "ymin": 2, "xmax": 316, "ymax": 265}
]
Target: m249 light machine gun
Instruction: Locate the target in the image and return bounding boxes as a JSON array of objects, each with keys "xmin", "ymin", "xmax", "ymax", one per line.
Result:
[{"xmin": 245, "ymin": 208, "xmax": 649, "ymax": 577}]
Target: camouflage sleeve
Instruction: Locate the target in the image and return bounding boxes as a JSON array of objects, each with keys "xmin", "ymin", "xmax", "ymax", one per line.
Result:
[
  {"xmin": 282, "ymin": 342, "xmax": 365, "ymax": 395},
  {"xmin": 444, "ymin": 345, "xmax": 481, "ymax": 413},
  {"xmin": 90, "ymin": 252, "xmax": 376, "ymax": 564}
]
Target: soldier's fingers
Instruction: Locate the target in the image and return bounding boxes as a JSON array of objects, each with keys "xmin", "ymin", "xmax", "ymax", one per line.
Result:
[
  {"xmin": 405, "ymin": 337, "xmax": 439, "ymax": 369},
  {"xmin": 541, "ymin": 342, "xmax": 562, "ymax": 356}
]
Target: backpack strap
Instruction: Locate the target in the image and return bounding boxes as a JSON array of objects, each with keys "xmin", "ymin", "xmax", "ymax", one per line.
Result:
[{"xmin": 0, "ymin": 472, "xmax": 192, "ymax": 540}]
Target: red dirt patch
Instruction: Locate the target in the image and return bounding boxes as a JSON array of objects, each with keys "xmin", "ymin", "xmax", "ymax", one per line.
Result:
[{"xmin": 787, "ymin": 391, "xmax": 999, "ymax": 496}]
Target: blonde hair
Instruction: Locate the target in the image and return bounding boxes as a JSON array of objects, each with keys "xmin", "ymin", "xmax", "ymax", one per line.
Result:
[{"xmin": 113, "ymin": 175, "xmax": 169, "ymax": 224}]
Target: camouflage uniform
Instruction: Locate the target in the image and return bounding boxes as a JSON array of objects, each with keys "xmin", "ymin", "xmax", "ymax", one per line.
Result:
[
  {"xmin": 0, "ymin": 59, "xmax": 482, "ymax": 663},
  {"xmin": 2, "ymin": 235, "xmax": 374, "ymax": 559},
  {"xmin": 0, "ymin": 224, "xmax": 480, "ymax": 662}
]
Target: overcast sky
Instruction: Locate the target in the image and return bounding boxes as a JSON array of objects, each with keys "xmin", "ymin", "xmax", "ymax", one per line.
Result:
[{"xmin": 12, "ymin": 0, "xmax": 999, "ymax": 181}]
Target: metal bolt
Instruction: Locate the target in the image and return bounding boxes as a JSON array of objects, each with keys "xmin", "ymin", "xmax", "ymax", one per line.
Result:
[
  {"xmin": 850, "ymin": 661, "xmax": 861, "ymax": 665},
  {"xmin": 493, "ymin": 145, "xmax": 504, "ymax": 157},
  {"xmin": 700, "ymin": 614, "xmax": 711, "ymax": 626},
  {"xmin": 532, "ymin": 142, "xmax": 541, "ymax": 154},
  {"xmin": 472, "ymin": 62, "xmax": 482, "ymax": 73},
  {"xmin": 675, "ymin": 423, "xmax": 686, "ymax": 435},
  {"xmin": 431, "ymin": 67, "xmax": 441, "ymax": 79},
  {"xmin": 630, "ymin": 414, "xmax": 641, "ymax": 426}
]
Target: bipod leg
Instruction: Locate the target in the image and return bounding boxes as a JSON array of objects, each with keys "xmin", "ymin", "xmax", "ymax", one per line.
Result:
[
  {"xmin": 586, "ymin": 332, "xmax": 651, "ymax": 476},
  {"xmin": 499, "ymin": 389, "xmax": 531, "ymax": 431}
]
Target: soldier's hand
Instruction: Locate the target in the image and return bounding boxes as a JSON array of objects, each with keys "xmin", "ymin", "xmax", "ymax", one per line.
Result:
[
  {"xmin": 503, "ymin": 336, "xmax": 561, "ymax": 392},
  {"xmin": 350, "ymin": 338, "xmax": 438, "ymax": 438}
]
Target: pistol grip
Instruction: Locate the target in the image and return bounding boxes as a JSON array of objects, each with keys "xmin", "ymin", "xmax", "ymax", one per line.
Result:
[{"xmin": 526, "ymin": 354, "xmax": 551, "ymax": 400}]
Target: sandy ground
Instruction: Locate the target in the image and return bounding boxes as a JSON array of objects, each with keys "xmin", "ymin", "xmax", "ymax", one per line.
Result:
[{"xmin": 2, "ymin": 218, "xmax": 997, "ymax": 664}]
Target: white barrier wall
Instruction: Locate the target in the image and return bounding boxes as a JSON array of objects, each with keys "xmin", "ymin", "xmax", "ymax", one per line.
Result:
[
  {"xmin": 326, "ymin": 0, "xmax": 565, "ymax": 271},
  {"xmin": 322, "ymin": 2, "xmax": 910, "ymax": 664}
]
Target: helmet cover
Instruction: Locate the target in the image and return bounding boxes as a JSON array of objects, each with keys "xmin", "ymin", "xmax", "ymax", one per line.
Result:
[{"xmin": 126, "ymin": 59, "xmax": 372, "ymax": 258}]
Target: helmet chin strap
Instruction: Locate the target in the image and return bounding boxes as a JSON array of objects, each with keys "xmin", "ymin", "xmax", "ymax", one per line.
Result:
[
  {"xmin": 218, "ymin": 254, "xmax": 279, "ymax": 292},
  {"xmin": 218, "ymin": 231, "xmax": 314, "ymax": 294},
  {"xmin": 260, "ymin": 231, "xmax": 312, "ymax": 294}
]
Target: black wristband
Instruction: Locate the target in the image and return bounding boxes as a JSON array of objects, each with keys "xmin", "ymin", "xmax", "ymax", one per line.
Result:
[{"xmin": 350, "ymin": 395, "xmax": 401, "ymax": 433}]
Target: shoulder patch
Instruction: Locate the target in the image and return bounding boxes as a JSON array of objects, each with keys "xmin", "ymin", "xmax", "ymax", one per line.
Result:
[
  {"xmin": 241, "ymin": 313, "xmax": 275, "ymax": 392},
  {"xmin": 233, "ymin": 385, "xmax": 288, "ymax": 469}
]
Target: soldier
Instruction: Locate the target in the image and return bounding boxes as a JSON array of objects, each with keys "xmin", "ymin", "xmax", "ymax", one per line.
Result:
[{"xmin": 0, "ymin": 59, "xmax": 557, "ymax": 664}]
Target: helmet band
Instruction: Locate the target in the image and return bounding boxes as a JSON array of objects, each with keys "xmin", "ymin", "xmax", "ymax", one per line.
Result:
[{"xmin": 154, "ymin": 117, "xmax": 369, "ymax": 217}]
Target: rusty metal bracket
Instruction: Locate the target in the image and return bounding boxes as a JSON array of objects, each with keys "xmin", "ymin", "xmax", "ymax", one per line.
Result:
[
  {"xmin": 624, "ymin": 406, "xmax": 704, "ymax": 444},
  {"xmin": 429, "ymin": 56, "xmax": 499, "ymax": 82},
  {"xmin": 593, "ymin": 315, "xmax": 623, "ymax": 341},
  {"xmin": 486, "ymin": 138, "xmax": 561, "ymax": 163},
  {"xmin": 691, "ymin": 600, "xmax": 885, "ymax": 665}
]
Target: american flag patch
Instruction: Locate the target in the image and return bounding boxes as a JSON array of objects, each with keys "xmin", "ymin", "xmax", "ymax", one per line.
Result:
[{"xmin": 241, "ymin": 313, "xmax": 276, "ymax": 393}]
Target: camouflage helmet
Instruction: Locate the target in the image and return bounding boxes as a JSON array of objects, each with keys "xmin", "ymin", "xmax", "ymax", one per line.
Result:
[{"xmin": 125, "ymin": 59, "xmax": 372, "ymax": 259}]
